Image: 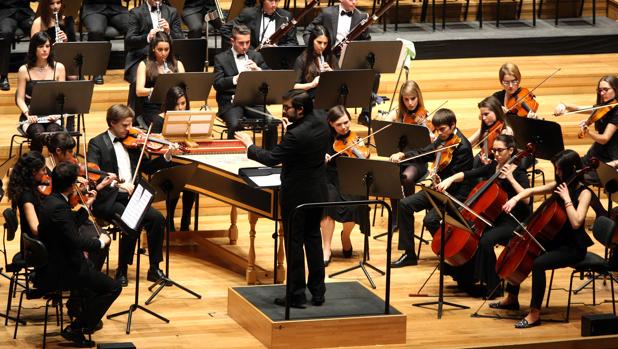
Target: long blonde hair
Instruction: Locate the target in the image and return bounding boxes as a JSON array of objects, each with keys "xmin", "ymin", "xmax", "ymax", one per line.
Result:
[{"xmin": 397, "ymin": 80, "xmax": 425, "ymax": 121}]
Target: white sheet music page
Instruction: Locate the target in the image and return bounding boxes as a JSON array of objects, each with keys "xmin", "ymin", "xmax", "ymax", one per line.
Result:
[{"xmin": 121, "ymin": 184, "xmax": 153, "ymax": 230}]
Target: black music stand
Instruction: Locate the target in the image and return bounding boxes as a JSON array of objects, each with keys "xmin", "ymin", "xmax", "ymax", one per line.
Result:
[
  {"xmin": 173, "ymin": 38, "xmax": 207, "ymax": 72},
  {"xmin": 29, "ymin": 80, "xmax": 94, "ymax": 130},
  {"xmin": 107, "ymin": 181, "xmax": 169, "ymax": 334},
  {"xmin": 371, "ymin": 120, "xmax": 432, "ymax": 156},
  {"xmin": 259, "ymin": 46, "xmax": 305, "ymax": 70},
  {"xmin": 149, "ymin": 72, "xmax": 215, "ymax": 106},
  {"xmin": 329, "ymin": 157, "xmax": 402, "ymax": 289},
  {"xmin": 145, "ymin": 163, "xmax": 202, "ymax": 305},
  {"xmin": 412, "ymin": 186, "xmax": 470, "ymax": 319},
  {"xmin": 0, "ymin": 38, "xmax": 7, "ymax": 78},
  {"xmin": 314, "ymin": 70, "xmax": 374, "ymax": 109},
  {"xmin": 53, "ymin": 41, "xmax": 111, "ymax": 80},
  {"xmin": 239, "ymin": 167, "xmax": 283, "ymax": 284},
  {"xmin": 339, "ymin": 41, "xmax": 402, "ymax": 73}
]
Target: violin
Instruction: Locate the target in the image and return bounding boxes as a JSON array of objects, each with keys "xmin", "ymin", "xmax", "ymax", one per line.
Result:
[
  {"xmin": 495, "ymin": 159, "xmax": 599, "ymax": 285},
  {"xmin": 578, "ymin": 98, "xmax": 617, "ymax": 138},
  {"xmin": 431, "ymin": 145, "xmax": 534, "ymax": 266},
  {"xmin": 402, "ymin": 106, "xmax": 428, "ymax": 125},
  {"xmin": 333, "ymin": 131, "xmax": 370, "ymax": 159},
  {"xmin": 478, "ymin": 120, "xmax": 505, "ymax": 159},
  {"xmin": 37, "ymin": 173, "xmax": 52, "ymax": 196},
  {"xmin": 506, "ymin": 87, "xmax": 539, "ymax": 117},
  {"xmin": 430, "ymin": 133, "xmax": 461, "ymax": 177},
  {"xmin": 122, "ymin": 128, "xmax": 183, "ymax": 154}
]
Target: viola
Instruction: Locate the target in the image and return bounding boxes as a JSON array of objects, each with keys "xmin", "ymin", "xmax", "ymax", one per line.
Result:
[
  {"xmin": 495, "ymin": 159, "xmax": 599, "ymax": 285},
  {"xmin": 431, "ymin": 145, "xmax": 534, "ymax": 266},
  {"xmin": 333, "ymin": 131, "xmax": 370, "ymax": 159},
  {"xmin": 578, "ymin": 98, "xmax": 617, "ymax": 138},
  {"xmin": 478, "ymin": 120, "xmax": 505, "ymax": 159},
  {"xmin": 506, "ymin": 87, "xmax": 539, "ymax": 117},
  {"xmin": 37, "ymin": 173, "xmax": 52, "ymax": 196},
  {"xmin": 122, "ymin": 128, "xmax": 183, "ymax": 154}
]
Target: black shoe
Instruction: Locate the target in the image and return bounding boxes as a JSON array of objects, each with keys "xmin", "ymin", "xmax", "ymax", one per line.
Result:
[
  {"xmin": 180, "ymin": 225, "xmax": 190, "ymax": 231},
  {"xmin": 489, "ymin": 301, "xmax": 520, "ymax": 311},
  {"xmin": 0, "ymin": 76, "xmax": 9, "ymax": 91},
  {"xmin": 458, "ymin": 283, "xmax": 486, "ymax": 298},
  {"xmin": 311, "ymin": 295, "xmax": 325, "ymax": 306},
  {"xmin": 358, "ymin": 112, "xmax": 370, "ymax": 126},
  {"xmin": 93, "ymin": 75, "xmax": 104, "ymax": 85},
  {"xmin": 323, "ymin": 255, "xmax": 332, "ymax": 267},
  {"xmin": 390, "ymin": 253, "xmax": 418, "ymax": 268},
  {"xmin": 274, "ymin": 297, "xmax": 306, "ymax": 309},
  {"xmin": 147, "ymin": 268, "xmax": 167, "ymax": 283},
  {"xmin": 115, "ymin": 269, "xmax": 128, "ymax": 287},
  {"xmin": 61, "ymin": 325, "xmax": 95, "ymax": 347},
  {"xmin": 83, "ymin": 320, "xmax": 103, "ymax": 335},
  {"xmin": 342, "ymin": 247, "xmax": 353, "ymax": 258},
  {"xmin": 514, "ymin": 318, "xmax": 541, "ymax": 329}
]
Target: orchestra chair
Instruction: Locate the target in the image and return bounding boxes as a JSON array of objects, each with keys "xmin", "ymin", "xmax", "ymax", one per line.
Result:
[
  {"xmin": 495, "ymin": 0, "xmax": 532, "ymax": 28},
  {"xmin": 95, "ymin": 217, "xmax": 121, "ymax": 276},
  {"xmin": 8, "ymin": 126, "xmax": 32, "ymax": 160},
  {"xmin": 545, "ymin": 216, "xmax": 616, "ymax": 322},
  {"xmin": 3, "ymin": 208, "xmax": 28, "ymax": 326},
  {"xmin": 78, "ymin": 0, "xmax": 131, "ymax": 41},
  {"xmin": 538, "ymin": 0, "xmax": 597, "ymax": 26}
]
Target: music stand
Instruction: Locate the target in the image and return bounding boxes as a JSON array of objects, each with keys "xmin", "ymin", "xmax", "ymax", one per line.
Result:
[
  {"xmin": 597, "ymin": 161, "xmax": 618, "ymax": 210},
  {"xmin": 149, "ymin": 72, "xmax": 215, "ymax": 105},
  {"xmin": 330, "ymin": 157, "xmax": 402, "ymax": 288},
  {"xmin": 29, "ymin": 80, "xmax": 94, "ymax": 129},
  {"xmin": 371, "ymin": 120, "xmax": 432, "ymax": 156},
  {"xmin": 173, "ymin": 38, "xmax": 207, "ymax": 72},
  {"xmin": 259, "ymin": 46, "xmax": 305, "ymax": 70},
  {"xmin": 145, "ymin": 163, "xmax": 202, "ymax": 305},
  {"xmin": 107, "ymin": 180, "xmax": 169, "ymax": 333},
  {"xmin": 339, "ymin": 41, "xmax": 403, "ymax": 73},
  {"xmin": 412, "ymin": 186, "xmax": 470, "ymax": 319},
  {"xmin": 313, "ymin": 70, "xmax": 375, "ymax": 109},
  {"xmin": 162, "ymin": 110, "xmax": 217, "ymax": 145},
  {"xmin": 53, "ymin": 42, "xmax": 111, "ymax": 80}
]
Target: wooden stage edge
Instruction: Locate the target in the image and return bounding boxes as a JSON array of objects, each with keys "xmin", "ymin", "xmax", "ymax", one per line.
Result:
[{"xmin": 475, "ymin": 335, "xmax": 618, "ymax": 349}]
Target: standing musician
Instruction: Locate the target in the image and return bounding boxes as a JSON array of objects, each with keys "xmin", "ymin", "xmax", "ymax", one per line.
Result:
[
  {"xmin": 293, "ymin": 25, "xmax": 337, "ymax": 98},
  {"xmin": 554, "ymin": 75, "xmax": 618, "ymax": 186},
  {"xmin": 0, "ymin": 0, "xmax": 36, "ymax": 91},
  {"xmin": 468, "ymin": 96, "xmax": 514, "ymax": 168},
  {"xmin": 220, "ymin": 0, "xmax": 298, "ymax": 49},
  {"xmin": 496, "ymin": 150, "xmax": 594, "ymax": 328},
  {"xmin": 37, "ymin": 162, "xmax": 121, "ymax": 347},
  {"xmin": 15, "ymin": 31, "xmax": 66, "ymax": 153},
  {"xmin": 87, "ymin": 104, "xmax": 176, "ymax": 287},
  {"xmin": 213, "ymin": 24, "xmax": 277, "ymax": 149},
  {"xmin": 81, "ymin": 0, "xmax": 130, "ymax": 84},
  {"xmin": 436, "ymin": 134, "xmax": 530, "ymax": 298},
  {"xmin": 135, "ymin": 31, "xmax": 185, "ymax": 132},
  {"xmin": 493, "ymin": 63, "xmax": 539, "ymax": 119},
  {"xmin": 321, "ymin": 105, "xmax": 369, "ymax": 266},
  {"xmin": 235, "ymin": 90, "xmax": 329, "ymax": 308},
  {"xmin": 31, "ymin": 0, "xmax": 76, "ymax": 45},
  {"xmin": 182, "ymin": 0, "xmax": 216, "ymax": 39},
  {"xmin": 388, "ymin": 109, "xmax": 478, "ymax": 294}
]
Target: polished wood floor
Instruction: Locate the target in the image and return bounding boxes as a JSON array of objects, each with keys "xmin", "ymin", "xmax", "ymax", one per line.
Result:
[{"xmin": 1, "ymin": 53, "xmax": 618, "ymax": 348}]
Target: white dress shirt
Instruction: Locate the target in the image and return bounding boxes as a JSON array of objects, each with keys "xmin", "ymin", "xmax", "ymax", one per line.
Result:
[
  {"xmin": 336, "ymin": 4, "xmax": 353, "ymax": 45},
  {"xmin": 107, "ymin": 130, "xmax": 133, "ymax": 185},
  {"xmin": 259, "ymin": 13, "xmax": 277, "ymax": 44}
]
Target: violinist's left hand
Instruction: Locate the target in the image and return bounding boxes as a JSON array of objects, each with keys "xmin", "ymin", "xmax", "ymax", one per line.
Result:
[
  {"xmin": 84, "ymin": 190, "xmax": 97, "ymax": 208},
  {"xmin": 235, "ymin": 132, "xmax": 254, "ymax": 148},
  {"xmin": 325, "ymin": 153, "xmax": 332, "ymax": 163},
  {"xmin": 554, "ymin": 183, "xmax": 571, "ymax": 204},
  {"xmin": 527, "ymin": 110, "xmax": 539, "ymax": 119},
  {"xmin": 389, "ymin": 152, "xmax": 405, "ymax": 163}
]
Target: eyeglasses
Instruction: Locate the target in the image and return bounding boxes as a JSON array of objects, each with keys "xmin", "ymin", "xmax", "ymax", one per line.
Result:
[
  {"xmin": 598, "ymin": 87, "xmax": 614, "ymax": 94},
  {"xmin": 282, "ymin": 105, "xmax": 294, "ymax": 111},
  {"xmin": 501, "ymin": 80, "xmax": 519, "ymax": 87},
  {"xmin": 491, "ymin": 147, "xmax": 508, "ymax": 153}
]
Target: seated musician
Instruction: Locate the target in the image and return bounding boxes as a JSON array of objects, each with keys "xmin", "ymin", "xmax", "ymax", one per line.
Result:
[
  {"xmin": 15, "ymin": 31, "xmax": 66, "ymax": 153},
  {"xmin": 31, "ymin": 0, "xmax": 76, "ymax": 44},
  {"xmin": 436, "ymin": 134, "xmax": 530, "ymax": 298},
  {"xmin": 554, "ymin": 75, "xmax": 618, "ymax": 186},
  {"xmin": 321, "ymin": 105, "xmax": 369, "ymax": 266},
  {"xmin": 38, "ymin": 162, "xmax": 121, "ymax": 346},
  {"xmin": 293, "ymin": 25, "xmax": 337, "ymax": 98},
  {"xmin": 388, "ymin": 109, "xmax": 477, "ymax": 293},
  {"xmin": 0, "ymin": 0, "xmax": 36, "ymax": 91},
  {"xmin": 213, "ymin": 24, "xmax": 277, "ymax": 149},
  {"xmin": 492, "ymin": 63, "xmax": 539, "ymax": 119},
  {"xmin": 87, "ymin": 104, "xmax": 176, "ymax": 287},
  {"xmin": 182, "ymin": 0, "xmax": 216, "ymax": 39},
  {"xmin": 467, "ymin": 96, "xmax": 514, "ymax": 169},
  {"xmin": 220, "ymin": 0, "xmax": 298, "ymax": 49},
  {"xmin": 495, "ymin": 150, "xmax": 594, "ymax": 328},
  {"xmin": 135, "ymin": 31, "xmax": 185, "ymax": 132}
]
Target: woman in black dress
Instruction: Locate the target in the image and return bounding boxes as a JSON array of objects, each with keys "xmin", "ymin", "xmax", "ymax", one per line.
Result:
[
  {"xmin": 293, "ymin": 25, "xmax": 337, "ymax": 98},
  {"xmin": 30, "ymin": 0, "xmax": 76, "ymax": 44}
]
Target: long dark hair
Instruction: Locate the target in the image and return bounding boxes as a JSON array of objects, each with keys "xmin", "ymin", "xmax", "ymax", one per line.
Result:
[
  {"xmin": 26, "ymin": 32, "xmax": 54, "ymax": 69},
  {"xmin": 163, "ymin": 86, "xmax": 190, "ymax": 112},
  {"xmin": 146, "ymin": 31, "xmax": 178, "ymax": 83},
  {"xmin": 551, "ymin": 149, "xmax": 583, "ymax": 191},
  {"xmin": 327, "ymin": 105, "xmax": 351, "ymax": 135},
  {"xmin": 302, "ymin": 25, "xmax": 336, "ymax": 84},
  {"xmin": 39, "ymin": 0, "xmax": 65, "ymax": 30},
  {"xmin": 478, "ymin": 95, "xmax": 507, "ymax": 133},
  {"xmin": 8, "ymin": 151, "xmax": 46, "ymax": 209},
  {"xmin": 596, "ymin": 75, "xmax": 618, "ymax": 105}
]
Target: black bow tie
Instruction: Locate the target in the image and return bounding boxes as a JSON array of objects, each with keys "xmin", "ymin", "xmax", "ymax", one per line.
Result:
[
  {"xmin": 340, "ymin": 10, "xmax": 353, "ymax": 17},
  {"xmin": 113, "ymin": 137, "xmax": 121, "ymax": 143},
  {"xmin": 263, "ymin": 12, "xmax": 275, "ymax": 19},
  {"xmin": 236, "ymin": 53, "xmax": 246, "ymax": 59},
  {"xmin": 150, "ymin": 5, "xmax": 158, "ymax": 12}
]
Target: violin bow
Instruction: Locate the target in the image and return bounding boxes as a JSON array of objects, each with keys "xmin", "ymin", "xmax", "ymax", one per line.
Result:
[
  {"xmin": 507, "ymin": 212, "xmax": 546, "ymax": 252},
  {"xmin": 329, "ymin": 123, "xmax": 392, "ymax": 159},
  {"xmin": 399, "ymin": 142, "xmax": 459, "ymax": 163},
  {"xmin": 132, "ymin": 124, "xmax": 153, "ymax": 186},
  {"xmin": 508, "ymin": 68, "xmax": 561, "ymax": 112},
  {"xmin": 559, "ymin": 102, "xmax": 618, "ymax": 116},
  {"xmin": 473, "ymin": 124, "xmax": 503, "ymax": 149},
  {"xmin": 440, "ymin": 189, "xmax": 493, "ymax": 228}
]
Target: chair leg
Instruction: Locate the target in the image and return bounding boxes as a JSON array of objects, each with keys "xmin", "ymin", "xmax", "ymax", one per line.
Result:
[
  {"xmin": 43, "ymin": 298, "xmax": 52, "ymax": 349},
  {"xmin": 611, "ymin": 272, "xmax": 616, "ymax": 315},
  {"xmin": 13, "ymin": 290, "xmax": 25, "ymax": 339},
  {"xmin": 5, "ymin": 276, "xmax": 13, "ymax": 325},
  {"xmin": 417, "ymin": 221, "xmax": 426, "ymax": 259},
  {"xmin": 592, "ymin": 271, "xmax": 596, "ymax": 305},
  {"xmin": 566, "ymin": 270, "xmax": 575, "ymax": 322},
  {"xmin": 545, "ymin": 269, "xmax": 555, "ymax": 308}
]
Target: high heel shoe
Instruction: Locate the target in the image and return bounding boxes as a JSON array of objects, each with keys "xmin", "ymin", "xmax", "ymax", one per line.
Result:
[{"xmin": 323, "ymin": 254, "xmax": 332, "ymax": 267}]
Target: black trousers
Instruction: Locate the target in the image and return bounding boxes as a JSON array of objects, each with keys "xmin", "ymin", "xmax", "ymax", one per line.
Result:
[
  {"xmin": 82, "ymin": 12, "xmax": 129, "ymax": 41},
  {"xmin": 283, "ymin": 205, "xmax": 325, "ymax": 301},
  {"xmin": 0, "ymin": 13, "xmax": 33, "ymax": 76},
  {"xmin": 24, "ymin": 121, "xmax": 64, "ymax": 153},
  {"xmin": 79, "ymin": 220, "xmax": 108, "ymax": 272},
  {"xmin": 219, "ymin": 105, "xmax": 278, "ymax": 150},
  {"xmin": 69, "ymin": 268, "xmax": 122, "ymax": 330},
  {"xmin": 183, "ymin": 9, "xmax": 213, "ymax": 38},
  {"xmin": 109, "ymin": 192, "xmax": 165, "ymax": 270},
  {"xmin": 169, "ymin": 190, "xmax": 196, "ymax": 230},
  {"xmin": 505, "ymin": 244, "xmax": 586, "ymax": 309},
  {"xmin": 475, "ymin": 217, "xmax": 517, "ymax": 292}
]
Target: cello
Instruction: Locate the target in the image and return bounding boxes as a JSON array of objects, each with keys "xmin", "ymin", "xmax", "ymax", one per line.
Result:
[
  {"xmin": 495, "ymin": 159, "xmax": 599, "ymax": 285},
  {"xmin": 431, "ymin": 145, "xmax": 534, "ymax": 266}
]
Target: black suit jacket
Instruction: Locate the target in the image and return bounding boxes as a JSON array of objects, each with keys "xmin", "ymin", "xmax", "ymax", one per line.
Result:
[
  {"xmin": 87, "ymin": 131, "xmax": 168, "ymax": 219},
  {"xmin": 303, "ymin": 5, "xmax": 370, "ymax": 47},
  {"xmin": 247, "ymin": 109, "xmax": 329, "ymax": 218},
  {"xmin": 38, "ymin": 192, "xmax": 101, "ymax": 289},
  {"xmin": 0, "ymin": 0, "xmax": 35, "ymax": 20},
  {"xmin": 82, "ymin": 0, "xmax": 128, "ymax": 19},
  {"xmin": 220, "ymin": 7, "xmax": 298, "ymax": 49},
  {"xmin": 213, "ymin": 48, "xmax": 269, "ymax": 115},
  {"xmin": 124, "ymin": 3, "xmax": 183, "ymax": 82}
]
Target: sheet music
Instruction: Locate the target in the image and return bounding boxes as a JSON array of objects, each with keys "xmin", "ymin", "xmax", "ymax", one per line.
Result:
[
  {"xmin": 121, "ymin": 184, "xmax": 153, "ymax": 230},
  {"xmin": 249, "ymin": 173, "xmax": 281, "ymax": 187}
]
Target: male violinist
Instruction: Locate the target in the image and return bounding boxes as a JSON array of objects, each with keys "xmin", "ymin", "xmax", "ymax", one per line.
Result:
[
  {"xmin": 87, "ymin": 104, "xmax": 177, "ymax": 287},
  {"xmin": 388, "ymin": 109, "xmax": 478, "ymax": 294}
]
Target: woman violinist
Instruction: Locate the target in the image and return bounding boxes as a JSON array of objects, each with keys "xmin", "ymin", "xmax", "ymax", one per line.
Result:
[
  {"xmin": 493, "ymin": 63, "xmax": 539, "ymax": 119},
  {"xmin": 468, "ymin": 96, "xmax": 514, "ymax": 169},
  {"xmin": 554, "ymin": 75, "xmax": 618, "ymax": 185},
  {"xmin": 321, "ymin": 105, "xmax": 370, "ymax": 266},
  {"xmin": 436, "ymin": 134, "xmax": 530, "ymax": 298},
  {"xmin": 293, "ymin": 25, "xmax": 337, "ymax": 98},
  {"xmin": 135, "ymin": 31, "xmax": 185, "ymax": 132},
  {"xmin": 495, "ymin": 150, "xmax": 594, "ymax": 328}
]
